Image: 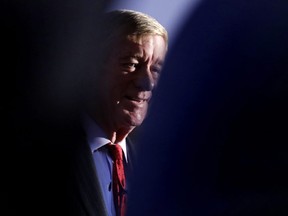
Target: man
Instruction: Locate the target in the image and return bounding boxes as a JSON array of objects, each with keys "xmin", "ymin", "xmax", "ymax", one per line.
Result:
[{"xmin": 68, "ymin": 9, "xmax": 168, "ymax": 216}]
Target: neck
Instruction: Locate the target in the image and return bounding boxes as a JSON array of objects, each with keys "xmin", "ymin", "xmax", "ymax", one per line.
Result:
[
  {"xmin": 85, "ymin": 107, "xmax": 135, "ymax": 143},
  {"xmin": 109, "ymin": 127, "xmax": 134, "ymax": 144}
]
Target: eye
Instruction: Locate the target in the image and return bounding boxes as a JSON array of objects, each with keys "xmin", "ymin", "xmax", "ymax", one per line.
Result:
[
  {"xmin": 126, "ymin": 63, "xmax": 137, "ymax": 68},
  {"xmin": 151, "ymin": 66, "xmax": 162, "ymax": 74},
  {"xmin": 122, "ymin": 62, "xmax": 139, "ymax": 72}
]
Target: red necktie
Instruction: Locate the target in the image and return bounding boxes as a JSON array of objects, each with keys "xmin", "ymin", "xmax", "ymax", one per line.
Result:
[{"xmin": 107, "ymin": 143, "xmax": 127, "ymax": 216}]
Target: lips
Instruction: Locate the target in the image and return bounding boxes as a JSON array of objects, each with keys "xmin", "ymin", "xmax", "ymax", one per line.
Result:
[{"xmin": 125, "ymin": 95, "xmax": 149, "ymax": 103}]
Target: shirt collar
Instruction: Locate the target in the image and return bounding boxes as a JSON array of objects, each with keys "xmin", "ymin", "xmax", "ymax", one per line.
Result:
[{"xmin": 82, "ymin": 113, "xmax": 128, "ymax": 161}]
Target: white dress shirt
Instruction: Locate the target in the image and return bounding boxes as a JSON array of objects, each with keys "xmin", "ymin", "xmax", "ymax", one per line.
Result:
[{"xmin": 82, "ymin": 114, "xmax": 127, "ymax": 216}]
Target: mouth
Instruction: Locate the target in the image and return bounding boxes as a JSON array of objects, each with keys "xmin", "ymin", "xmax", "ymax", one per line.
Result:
[{"xmin": 124, "ymin": 96, "xmax": 149, "ymax": 103}]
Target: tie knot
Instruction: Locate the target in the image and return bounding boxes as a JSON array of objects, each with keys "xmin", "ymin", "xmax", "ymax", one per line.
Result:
[{"xmin": 107, "ymin": 143, "xmax": 123, "ymax": 161}]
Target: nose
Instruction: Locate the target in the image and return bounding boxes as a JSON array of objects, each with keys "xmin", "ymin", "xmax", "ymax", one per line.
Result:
[{"xmin": 134, "ymin": 66, "xmax": 155, "ymax": 91}]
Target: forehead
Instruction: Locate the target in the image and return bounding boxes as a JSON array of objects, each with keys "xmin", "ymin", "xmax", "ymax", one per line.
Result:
[{"xmin": 111, "ymin": 35, "xmax": 167, "ymax": 62}]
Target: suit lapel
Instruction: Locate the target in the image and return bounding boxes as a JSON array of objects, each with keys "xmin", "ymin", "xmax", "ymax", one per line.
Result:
[
  {"xmin": 125, "ymin": 137, "xmax": 137, "ymax": 194},
  {"xmin": 72, "ymin": 140, "xmax": 108, "ymax": 216},
  {"xmin": 71, "ymin": 135, "xmax": 136, "ymax": 216}
]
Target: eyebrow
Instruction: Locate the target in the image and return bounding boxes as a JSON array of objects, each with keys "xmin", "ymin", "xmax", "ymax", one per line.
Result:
[
  {"xmin": 119, "ymin": 54, "xmax": 142, "ymax": 60},
  {"xmin": 119, "ymin": 54, "xmax": 164, "ymax": 66},
  {"xmin": 157, "ymin": 60, "xmax": 164, "ymax": 66}
]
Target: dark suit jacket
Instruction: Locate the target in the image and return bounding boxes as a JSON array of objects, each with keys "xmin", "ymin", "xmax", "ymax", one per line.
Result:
[
  {"xmin": 2, "ymin": 0, "xmax": 113, "ymax": 214},
  {"xmin": 4, "ymin": 116, "xmax": 136, "ymax": 216},
  {"xmin": 67, "ymin": 132, "xmax": 136, "ymax": 216}
]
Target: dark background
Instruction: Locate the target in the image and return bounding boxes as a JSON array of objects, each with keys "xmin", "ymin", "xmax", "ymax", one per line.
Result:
[
  {"xmin": 2, "ymin": 0, "xmax": 109, "ymax": 214},
  {"xmin": 127, "ymin": 0, "xmax": 288, "ymax": 215}
]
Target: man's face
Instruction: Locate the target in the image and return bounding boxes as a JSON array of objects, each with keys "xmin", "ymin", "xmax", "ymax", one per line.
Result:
[{"xmin": 99, "ymin": 35, "xmax": 167, "ymax": 131}]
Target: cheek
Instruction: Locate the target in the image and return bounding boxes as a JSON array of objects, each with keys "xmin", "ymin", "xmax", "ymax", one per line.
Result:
[
  {"xmin": 112, "ymin": 76, "xmax": 132, "ymax": 96},
  {"xmin": 103, "ymin": 67, "xmax": 125, "ymax": 91},
  {"xmin": 111, "ymin": 82, "xmax": 126, "ymax": 99}
]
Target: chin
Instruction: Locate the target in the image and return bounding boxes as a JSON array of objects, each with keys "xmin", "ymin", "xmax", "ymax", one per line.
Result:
[
  {"xmin": 126, "ymin": 117, "xmax": 144, "ymax": 127},
  {"xmin": 116, "ymin": 107, "xmax": 147, "ymax": 129},
  {"xmin": 121, "ymin": 114, "xmax": 146, "ymax": 128}
]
